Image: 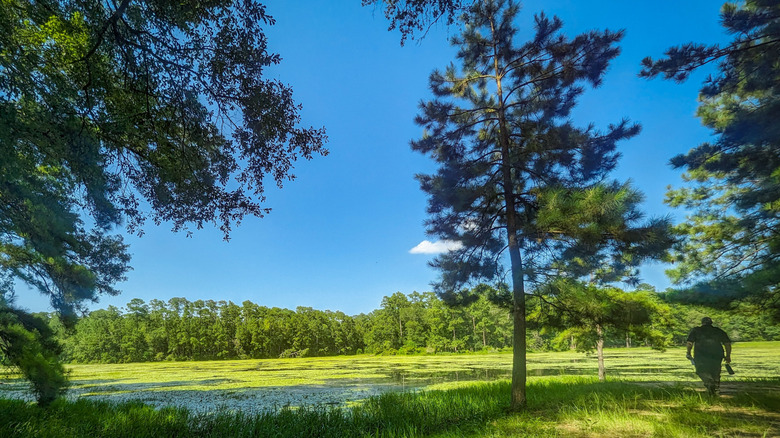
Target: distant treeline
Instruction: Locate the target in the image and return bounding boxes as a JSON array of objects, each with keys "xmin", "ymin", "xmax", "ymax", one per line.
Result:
[{"xmin": 36, "ymin": 292, "xmax": 780, "ymax": 364}]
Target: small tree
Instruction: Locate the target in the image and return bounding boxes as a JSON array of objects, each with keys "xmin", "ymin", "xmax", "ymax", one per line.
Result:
[
  {"xmin": 0, "ymin": 301, "xmax": 68, "ymax": 405},
  {"xmin": 530, "ymin": 184, "xmax": 672, "ymax": 381},
  {"xmin": 535, "ymin": 281, "xmax": 670, "ymax": 381}
]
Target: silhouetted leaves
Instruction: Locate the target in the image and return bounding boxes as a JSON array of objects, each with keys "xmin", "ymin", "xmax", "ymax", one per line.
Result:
[
  {"xmin": 644, "ymin": 0, "xmax": 780, "ymax": 318},
  {"xmin": 1, "ymin": 0, "xmax": 327, "ymax": 315},
  {"xmin": 362, "ymin": 0, "xmax": 469, "ymax": 44}
]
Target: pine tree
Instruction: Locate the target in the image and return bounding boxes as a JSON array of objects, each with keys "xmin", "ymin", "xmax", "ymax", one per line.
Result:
[
  {"xmin": 411, "ymin": 0, "xmax": 660, "ymax": 409},
  {"xmin": 534, "ymin": 281, "xmax": 671, "ymax": 382},
  {"xmin": 641, "ymin": 0, "xmax": 780, "ymax": 320}
]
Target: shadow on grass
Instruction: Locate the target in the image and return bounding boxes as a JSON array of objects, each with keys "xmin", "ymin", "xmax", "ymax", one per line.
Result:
[{"xmin": 447, "ymin": 378, "xmax": 780, "ymax": 438}]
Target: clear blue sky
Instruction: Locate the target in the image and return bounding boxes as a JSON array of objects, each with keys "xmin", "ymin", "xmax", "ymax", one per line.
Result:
[{"xmin": 16, "ymin": 0, "xmax": 728, "ymax": 316}]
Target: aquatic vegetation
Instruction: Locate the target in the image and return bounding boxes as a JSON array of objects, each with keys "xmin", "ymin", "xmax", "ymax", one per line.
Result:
[{"xmin": 2, "ymin": 342, "xmax": 778, "ymax": 414}]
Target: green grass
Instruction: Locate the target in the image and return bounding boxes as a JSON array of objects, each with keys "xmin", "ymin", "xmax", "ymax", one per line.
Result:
[
  {"xmin": 2, "ymin": 377, "xmax": 778, "ymax": 437},
  {"xmin": 2, "ymin": 342, "xmax": 779, "ymax": 437},
  {"xmin": 437, "ymin": 378, "xmax": 780, "ymax": 437}
]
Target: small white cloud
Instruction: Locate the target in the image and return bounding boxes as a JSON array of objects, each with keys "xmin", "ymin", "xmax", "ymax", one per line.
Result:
[{"xmin": 409, "ymin": 240, "xmax": 463, "ymax": 255}]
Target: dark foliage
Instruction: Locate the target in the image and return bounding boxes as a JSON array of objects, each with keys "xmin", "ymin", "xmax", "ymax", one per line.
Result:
[
  {"xmin": 642, "ymin": 0, "xmax": 780, "ymax": 317},
  {"xmin": 0, "ymin": 303, "xmax": 67, "ymax": 405}
]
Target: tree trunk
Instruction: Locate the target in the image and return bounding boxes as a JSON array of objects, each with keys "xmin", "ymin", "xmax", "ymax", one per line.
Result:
[
  {"xmin": 483, "ymin": 327, "xmax": 487, "ymax": 348},
  {"xmin": 472, "ymin": 316, "xmax": 477, "ymax": 350},
  {"xmin": 596, "ymin": 323, "xmax": 606, "ymax": 382},
  {"xmin": 452, "ymin": 327, "xmax": 457, "ymax": 353},
  {"xmin": 399, "ymin": 317, "xmax": 403, "ymax": 346},
  {"xmin": 510, "ymin": 278, "xmax": 527, "ymax": 409},
  {"xmin": 490, "ymin": 15, "xmax": 526, "ymax": 411},
  {"xmin": 625, "ymin": 332, "xmax": 631, "ymax": 348}
]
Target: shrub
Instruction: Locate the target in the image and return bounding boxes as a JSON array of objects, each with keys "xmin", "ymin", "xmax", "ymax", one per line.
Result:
[{"xmin": 0, "ymin": 305, "xmax": 68, "ymax": 405}]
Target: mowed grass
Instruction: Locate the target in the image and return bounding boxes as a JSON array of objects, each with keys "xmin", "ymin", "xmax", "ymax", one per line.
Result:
[{"xmin": 1, "ymin": 342, "xmax": 779, "ymax": 437}]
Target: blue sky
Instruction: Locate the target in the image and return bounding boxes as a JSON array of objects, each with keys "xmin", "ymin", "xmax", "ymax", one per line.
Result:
[{"xmin": 17, "ymin": 0, "xmax": 728, "ymax": 316}]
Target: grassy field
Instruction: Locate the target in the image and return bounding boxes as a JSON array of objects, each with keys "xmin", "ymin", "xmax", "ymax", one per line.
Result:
[{"xmin": 2, "ymin": 342, "xmax": 779, "ymax": 436}]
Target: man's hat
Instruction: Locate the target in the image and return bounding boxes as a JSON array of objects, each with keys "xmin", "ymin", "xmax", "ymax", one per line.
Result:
[{"xmin": 701, "ymin": 317, "xmax": 713, "ymax": 325}]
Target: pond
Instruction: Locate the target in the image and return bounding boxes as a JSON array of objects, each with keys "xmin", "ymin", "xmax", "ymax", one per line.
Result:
[
  {"xmin": 0, "ymin": 354, "xmax": 520, "ymax": 413},
  {"xmin": 4, "ymin": 345, "xmax": 777, "ymax": 413}
]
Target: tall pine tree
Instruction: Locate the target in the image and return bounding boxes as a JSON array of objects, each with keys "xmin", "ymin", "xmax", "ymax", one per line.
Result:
[{"xmin": 412, "ymin": 0, "xmax": 659, "ymax": 409}]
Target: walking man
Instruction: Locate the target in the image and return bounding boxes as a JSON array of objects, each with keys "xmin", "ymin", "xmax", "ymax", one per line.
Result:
[{"xmin": 686, "ymin": 317, "xmax": 731, "ymax": 396}]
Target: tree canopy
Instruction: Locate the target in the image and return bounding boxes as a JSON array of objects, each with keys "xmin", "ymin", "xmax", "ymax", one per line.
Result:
[
  {"xmin": 363, "ymin": 0, "xmax": 471, "ymax": 44},
  {"xmin": 641, "ymin": 0, "xmax": 780, "ymax": 319},
  {"xmin": 1, "ymin": 0, "xmax": 327, "ymax": 403},
  {"xmin": 1, "ymin": 0, "xmax": 327, "ymax": 315}
]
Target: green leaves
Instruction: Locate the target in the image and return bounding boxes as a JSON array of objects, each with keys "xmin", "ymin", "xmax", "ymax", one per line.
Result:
[
  {"xmin": 1, "ymin": 0, "xmax": 328, "ymax": 311},
  {"xmin": 2, "ymin": 0, "xmax": 328, "ymax": 401},
  {"xmin": 0, "ymin": 304, "xmax": 68, "ymax": 405},
  {"xmin": 534, "ymin": 280, "xmax": 672, "ymax": 355},
  {"xmin": 535, "ymin": 183, "xmax": 673, "ymax": 284},
  {"xmin": 644, "ymin": 0, "xmax": 780, "ymax": 316},
  {"xmin": 413, "ymin": 0, "xmax": 662, "ymax": 293}
]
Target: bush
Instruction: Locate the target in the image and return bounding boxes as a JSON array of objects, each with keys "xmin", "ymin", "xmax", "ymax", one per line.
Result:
[
  {"xmin": 0, "ymin": 305, "xmax": 68, "ymax": 405},
  {"xmin": 279, "ymin": 348, "xmax": 310, "ymax": 358},
  {"xmin": 398, "ymin": 345, "xmax": 425, "ymax": 355}
]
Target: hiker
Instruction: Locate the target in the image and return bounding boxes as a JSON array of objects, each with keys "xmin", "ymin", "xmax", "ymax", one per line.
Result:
[{"xmin": 686, "ymin": 317, "xmax": 731, "ymax": 396}]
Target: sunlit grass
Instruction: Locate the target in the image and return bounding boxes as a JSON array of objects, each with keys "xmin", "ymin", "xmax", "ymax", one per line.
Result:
[
  {"xmin": 442, "ymin": 379, "xmax": 780, "ymax": 438},
  {"xmin": 2, "ymin": 377, "xmax": 778, "ymax": 437}
]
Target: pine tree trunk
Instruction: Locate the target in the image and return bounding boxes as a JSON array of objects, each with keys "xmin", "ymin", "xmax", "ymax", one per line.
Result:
[
  {"xmin": 596, "ymin": 323, "xmax": 606, "ymax": 382},
  {"xmin": 510, "ymin": 278, "xmax": 527, "ymax": 408},
  {"xmin": 490, "ymin": 15, "xmax": 527, "ymax": 411},
  {"xmin": 472, "ymin": 316, "xmax": 477, "ymax": 350}
]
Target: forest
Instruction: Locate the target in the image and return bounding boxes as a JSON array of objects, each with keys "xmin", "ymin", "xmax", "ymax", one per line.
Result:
[{"xmin": 36, "ymin": 289, "xmax": 780, "ymax": 364}]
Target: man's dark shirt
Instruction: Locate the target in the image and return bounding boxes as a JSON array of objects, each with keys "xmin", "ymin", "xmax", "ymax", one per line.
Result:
[{"xmin": 687, "ymin": 325, "xmax": 731, "ymax": 359}]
